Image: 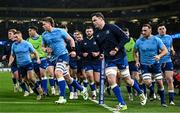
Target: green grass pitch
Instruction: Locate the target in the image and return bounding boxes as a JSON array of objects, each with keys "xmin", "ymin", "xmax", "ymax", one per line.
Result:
[{"xmin": 0, "ymin": 72, "xmax": 179, "ymax": 113}]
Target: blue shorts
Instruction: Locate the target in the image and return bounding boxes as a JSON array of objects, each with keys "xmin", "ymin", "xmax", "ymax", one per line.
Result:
[
  {"xmin": 69, "ymin": 57, "xmax": 77, "ymax": 69},
  {"xmin": 84, "ymin": 61, "xmax": 101, "ymax": 72},
  {"xmin": 55, "ymin": 54, "xmax": 70, "ymax": 76},
  {"xmin": 11, "ymin": 64, "xmax": 18, "ymax": 73},
  {"xmin": 77, "ymin": 59, "xmax": 85, "ymax": 73},
  {"xmin": 128, "ymin": 61, "xmax": 139, "ymax": 72},
  {"xmin": 47, "ymin": 54, "xmax": 69, "ymax": 67},
  {"xmin": 18, "ymin": 63, "xmax": 34, "ymax": 78},
  {"xmin": 33, "ymin": 58, "xmax": 48, "ymax": 74},
  {"xmin": 106, "ymin": 57, "xmax": 129, "ymax": 70},
  {"xmin": 141, "ymin": 62, "xmax": 162, "ymax": 80},
  {"xmin": 47, "ymin": 58, "xmax": 55, "ymax": 67},
  {"xmin": 161, "ymin": 62, "xmax": 173, "ymax": 72}
]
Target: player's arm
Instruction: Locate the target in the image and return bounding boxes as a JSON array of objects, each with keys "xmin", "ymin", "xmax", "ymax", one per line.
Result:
[
  {"xmin": 8, "ymin": 55, "xmax": 14, "ymax": 67},
  {"xmin": 33, "ymin": 50, "xmax": 41, "ymax": 64},
  {"xmin": 111, "ymin": 25, "xmax": 130, "ymax": 50},
  {"xmin": 153, "ymin": 38, "xmax": 167, "ymax": 61},
  {"xmin": 134, "ymin": 40, "xmax": 141, "ymax": 67},
  {"xmin": 134, "ymin": 48, "xmax": 140, "ymax": 67},
  {"xmin": 2, "ymin": 42, "xmax": 8, "ymax": 60},
  {"xmin": 170, "ymin": 45, "xmax": 175, "ymax": 56},
  {"xmin": 8, "ymin": 45, "xmax": 15, "ymax": 67},
  {"xmin": 66, "ymin": 34, "xmax": 76, "ymax": 57},
  {"xmin": 159, "ymin": 45, "xmax": 168, "ymax": 57},
  {"xmin": 28, "ymin": 42, "xmax": 41, "ymax": 64},
  {"xmin": 154, "ymin": 45, "xmax": 167, "ymax": 61}
]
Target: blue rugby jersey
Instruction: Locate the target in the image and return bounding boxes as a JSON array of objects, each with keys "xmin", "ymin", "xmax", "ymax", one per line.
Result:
[
  {"xmin": 156, "ymin": 34, "xmax": 172, "ymax": 63},
  {"xmin": 134, "ymin": 35, "xmax": 164, "ymax": 65},
  {"xmin": 11, "ymin": 40, "xmax": 35, "ymax": 66},
  {"xmin": 42, "ymin": 28, "xmax": 68, "ymax": 60}
]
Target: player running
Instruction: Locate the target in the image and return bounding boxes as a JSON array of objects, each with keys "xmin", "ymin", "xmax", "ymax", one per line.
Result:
[
  {"xmin": 91, "ymin": 12, "xmax": 147, "ymax": 111},
  {"xmin": 134, "ymin": 24, "xmax": 168, "ymax": 107},
  {"xmin": 8, "ymin": 31, "xmax": 43, "ymax": 100},
  {"xmin": 156, "ymin": 24, "xmax": 176, "ymax": 105},
  {"xmin": 41, "ymin": 17, "xmax": 88, "ymax": 104}
]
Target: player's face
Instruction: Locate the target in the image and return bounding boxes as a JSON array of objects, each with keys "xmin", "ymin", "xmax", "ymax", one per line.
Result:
[
  {"xmin": 74, "ymin": 32, "xmax": 83, "ymax": 41},
  {"xmin": 92, "ymin": 16, "xmax": 102, "ymax": 29},
  {"xmin": 28, "ymin": 29, "xmax": 36, "ymax": 37},
  {"xmin": 14, "ymin": 33, "xmax": 22, "ymax": 42},
  {"xmin": 85, "ymin": 28, "xmax": 93, "ymax": 37},
  {"xmin": 42, "ymin": 21, "xmax": 51, "ymax": 31},
  {"xmin": 141, "ymin": 26, "xmax": 151, "ymax": 38},
  {"xmin": 158, "ymin": 26, "xmax": 166, "ymax": 36},
  {"xmin": 8, "ymin": 32, "xmax": 15, "ymax": 40}
]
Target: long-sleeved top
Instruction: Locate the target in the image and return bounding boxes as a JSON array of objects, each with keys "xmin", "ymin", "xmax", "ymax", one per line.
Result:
[
  {"xmin": 79, "ymin": 36, "xmax": 101, "ymax": 63},
  {"xmin": 94, "ymin": 24, "xmax": 129, "ymax": 61}
]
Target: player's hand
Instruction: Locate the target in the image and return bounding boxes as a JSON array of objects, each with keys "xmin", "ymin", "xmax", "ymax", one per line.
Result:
[
  {"xmin": 109, "ymin": 50, "xmax": 117, "ymax": 56},
  {"xmin": 46, "ymin": 47, "xmax": 52, "ymax": 53},
  {"xmin": 83, "ymin": 52, "xmax": 88, "ymax": 57},
  {"xmin": 171, "ymin": 50, "xmax": 175, "ymax": 56},
  {"xmin": 154, "ymin": 55, "xmax": 161, "ymax": 61},
  {"xmin": 99, "ymin": 54, "xmax": 104, "ymax": 60},
  {"xmin": 37, "ymin": 59, "xmax": 41, "ymax": 64},
  {"xmin": 77, "ymin": 56, "xmax": 81, "ymax": 60},
  {"xmin": 8, "ymin": 62, "xmax": 11, "ymax": 67},
  {"xmin": 2, "ymin": 55, "xmax": 7, "ymax": 60},
  {"xmin": 135, "ymin": 61, "xmax": 140, "ymax": 67},
  {"xmin": 92, "ymin": 52, "xmax": 100, "ymax": 57},
  {"xmin": 70, "ymin": 51, "xmax": 76, "ymax": 57}
]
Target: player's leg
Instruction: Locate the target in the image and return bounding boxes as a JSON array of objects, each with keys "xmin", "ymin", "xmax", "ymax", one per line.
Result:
[
  {"xmin": 27, "ymin": 63, "xmax": 43, "ymax": 100},
  {"xmin": 54, "ymin": 61, "xmax": 67, "ymax": 104},
  {"xmin": 163, "ymin": 62, "xmax": 175, "ymax": 105},
  {"xmin": 85, "ymin": 65, "xmax": 96, "ymax": 100},
  {"xmin": 119, "ymin": 57, "xmax": 146, "ymax": 105},
  {"xmin": 65, "ymin": 69, "xmax": 88, "ymax": 101},
  {"xmin": 11, "ymin": 65, "xmax": 21, "ymax": 92},
  {"xmin": 68, "ymin": 68, "xmax": 77, "ymax": 99},
  {"xmin": 39, "ymin": 58, "xmax": 48, "ymax": 96},
  {"xmin": 18, "ymin": 67, "xmax": 29, "ymax": 96},
  {"xmin": 153, "ymin": 62, "xmax": 167, "ymax": 107},
  {"xmin": 47, "ymin": 64, "xmax": 55, "ymax": 95},
  {"xmin": 126, "ymin": 62, "xmax": 133, "ymax": 101}
]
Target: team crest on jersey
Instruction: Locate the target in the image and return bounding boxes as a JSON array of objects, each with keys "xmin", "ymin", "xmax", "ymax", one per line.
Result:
[
  {"xmin": 106, "ymin": 30, "xmax": 110, "ymax": 34},
  {"xmin": 93, "ymin": 41, "xmax": 96, "ymax": 45},
  {"xmin": 96, "ymin": 34, "xmax": 100, "ymax": 38},
  {"xmin": 84, "ymin": 43, "xmax": 87, "ymax": 45}
]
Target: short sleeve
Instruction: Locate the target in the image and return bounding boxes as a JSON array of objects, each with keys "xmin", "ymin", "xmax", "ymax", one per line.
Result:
[
  {"xmin": 27, "ymin": 42, "xmax": 35, "ymax": 53},
  {"xmin": 156, "ymin": 37, "xmax": 164, "ymax": 49},
  {"xmin": 134, "ymin": 39, "xmax": 139, "ymax": 50},
  {"xmin": 60, "ymin": 29, "xmax": 68, "ymax": 40}
]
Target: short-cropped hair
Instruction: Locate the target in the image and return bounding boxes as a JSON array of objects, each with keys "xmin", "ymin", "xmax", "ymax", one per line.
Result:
[
  {"xmin": 91, "ymin": 12, "xmax": 105, "ymax": 20},
  {"xmin": 42, "ymin": 17, "xmax": 55, "ymax": 27}
]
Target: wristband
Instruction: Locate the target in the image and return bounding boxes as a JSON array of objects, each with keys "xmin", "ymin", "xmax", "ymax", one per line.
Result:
[
  {"xmin": 114, "ymin": 47, "xmax": 119, "ymax": 52},
  {"xmin": 70, "ymin": 47, "xmax": 76, "ymax": 52}
]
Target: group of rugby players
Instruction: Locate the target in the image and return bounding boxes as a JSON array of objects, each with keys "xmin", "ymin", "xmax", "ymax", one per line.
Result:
[{"xmin": 2, "ymin": 12, "xmax": 176, "ymax": 111}]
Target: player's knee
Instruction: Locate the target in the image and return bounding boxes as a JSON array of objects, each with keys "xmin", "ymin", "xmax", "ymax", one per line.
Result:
[
  {"xmin": 120, "ymin": 68, "xmax": 130, "ymax": 78},
  {"xmin": 55, "ymin": 70, "xmax": 63, "ymax": 77},
  {"xmin": 107, "ymin": 77, "xmax": 115, "ymax": 85},
  {"xmin": 143, "ymin": 79, "xmax": 151, "ymax": 86},
  {"xmin": 124, "ymin": 76, "xmax": 133, "ymax": 86},
  {"xmin": 105, "ymin": 67, "xmax": 117, "ymax": 77}
]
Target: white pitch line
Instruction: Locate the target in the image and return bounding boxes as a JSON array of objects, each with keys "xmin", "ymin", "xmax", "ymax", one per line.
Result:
[
  {"xmin": 88, "ymin": 98, "xmax": 120, "ymax": 113},
  {"xmin": 0, "ymin": 101, "xmax": 94, "ymax": 105},
  {"xmin": 0, "ymin": 100, "xmax": 120, "ymax": 113}
]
